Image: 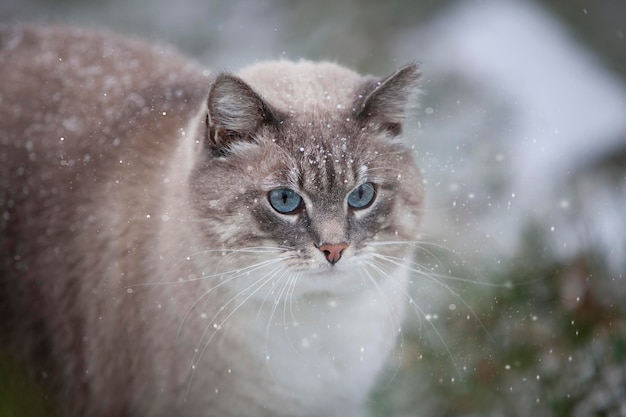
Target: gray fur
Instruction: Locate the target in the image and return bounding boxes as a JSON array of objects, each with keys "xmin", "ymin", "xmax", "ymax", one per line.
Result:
[{"xmin": 0, "ymin": 25, "xmax": 423, "ymax": 417}]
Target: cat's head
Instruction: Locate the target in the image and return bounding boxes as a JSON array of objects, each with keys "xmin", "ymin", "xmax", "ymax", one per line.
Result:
[{"xmin": 189, "ymin": 61, "xmax": 423, "ymax": 294}]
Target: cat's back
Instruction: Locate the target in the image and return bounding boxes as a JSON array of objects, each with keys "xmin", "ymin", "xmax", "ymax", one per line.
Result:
[
  {"xmin": 0, "ymin": 24, "xmax": 207, "ymax": 171},
  {"xmin": 0, "ymin": 24, "xmax": 209, "ymax": 230},
  {"xmin": 0, "ymin": 27, "xmax": 212, "ymax": 415},
  {"xmin": 0, "ymin": 25, "xmax": 207, "ymax": 327}
]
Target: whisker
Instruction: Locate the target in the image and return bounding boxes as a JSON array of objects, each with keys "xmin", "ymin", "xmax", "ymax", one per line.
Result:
[
  {"xmin": 359, "ymin": 263, "xmax": 405, "ymax": 388},
  {"xmin": 371, "ymin": 240, "xmax": 453, "ymax": 279},
  {"xmin": 193, "ymin": 264, "xmax": 284, "ymax": 358},
  {"xmin": 366, "ymin": 256, "xmax": 465, "ymax": 380},
  {"xmin": 285, "ymin": 271, "xmax": 301, "ymax": 330},
  {"xmin": 264, "ymin": 269, "xmax": 299, "ymax": 376},
  {"xmin": 125, "ymin": 246, "xmax": 289, "ymax": 290},
  {"xmin": 255, "ymin": 256, "xmax": 299, "ymax": 319},
  {"xmin": 371, "ymin": 240, "xmax": 545, "ymax": 287},
  {"xmin": 372, "ymin": 253, "xmax": 495, "ymax": 346},
  {"xmin": 175, "ymin": 257, "xmax": 286, "ymax": 341},
  {"xmin": 368, "ymin": 255, "xmax": 495, "ymax": 379},
  {"xmin": 185, "ymin": 263, "xmax": 286, "ymax": 396}
]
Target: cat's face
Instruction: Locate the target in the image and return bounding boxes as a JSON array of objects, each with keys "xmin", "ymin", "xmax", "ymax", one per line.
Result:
[{"xmin": 188, "ymin": 61, "xmax": 422, "ymax": 296}]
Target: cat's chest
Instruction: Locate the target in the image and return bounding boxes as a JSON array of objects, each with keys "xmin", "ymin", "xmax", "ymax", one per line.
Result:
[
  {"xmin": 220, "ymin": 273, "xmax": 407, "ymax": 413},
  {"xmin": 156, "ymin": 256, "xmax": 412, "ymax": 416}
]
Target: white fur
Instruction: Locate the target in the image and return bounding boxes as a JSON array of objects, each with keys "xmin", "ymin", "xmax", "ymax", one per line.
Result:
[{"xmin": 141, "ymin": 250, "xmax": 411, "ymax": 417}]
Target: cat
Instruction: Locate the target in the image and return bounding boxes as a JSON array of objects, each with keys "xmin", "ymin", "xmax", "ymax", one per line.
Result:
[{"xmin": 0, "ymin": 24, "xmax": 423, "ymax": 417}]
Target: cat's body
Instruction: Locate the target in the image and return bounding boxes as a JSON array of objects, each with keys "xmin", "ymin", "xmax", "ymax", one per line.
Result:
[{"xmin": 0, "ymin": 25, "xmax": 423, "ymax": 417}]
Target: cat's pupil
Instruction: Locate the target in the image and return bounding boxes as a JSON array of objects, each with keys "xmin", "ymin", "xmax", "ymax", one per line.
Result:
[
  {"xmin": 347, "ymin": 182, "xmax": 376, "ymax": 209},
  {"xmin": 268, "ymin": 188, "xmax": 303, "ymax": 214}
]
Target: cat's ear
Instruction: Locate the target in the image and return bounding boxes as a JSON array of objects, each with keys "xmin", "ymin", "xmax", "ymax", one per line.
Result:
[
  {"xmin": 354, "ymin": 63, "xmax": 421, "ymax": 137},
  {"xmin": 205, "ymin": 74, "xmax": 281, "ymax": 156}
]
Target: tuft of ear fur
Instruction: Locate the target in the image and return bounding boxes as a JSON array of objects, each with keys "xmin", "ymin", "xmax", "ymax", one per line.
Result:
[
  {"xmin": 205, "ymin": 74, "xmax": 282, "ymax": 156},
  {"xmin": 354, "ymin": 63, "xmax": 421, "ymax": 137}
]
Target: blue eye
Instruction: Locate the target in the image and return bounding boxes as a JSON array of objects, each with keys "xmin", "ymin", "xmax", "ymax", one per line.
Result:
[
  {"xmin": 268, "ymin": 188, "xmax": 303, "ymax": 214},
  {"xmin": 347, "ymin": 182, "xmax": 376, "ymax": 209}
]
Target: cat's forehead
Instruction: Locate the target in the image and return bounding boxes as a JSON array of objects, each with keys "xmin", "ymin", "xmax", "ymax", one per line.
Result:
[
  {"xmin": 265, "ymin": 118, "xmax": 395, "ymax": 197},
  {"xmin": 237, "ymin": 60, "xmax": 365, "ymax": 113},
  {"xmin": 293, "ymin": 133, "xmax": 362, "ymax": 195}
]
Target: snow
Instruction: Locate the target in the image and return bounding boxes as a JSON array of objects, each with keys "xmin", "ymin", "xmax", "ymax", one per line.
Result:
[
  {"xmin": 394, "ymin": 0, "xmax": 626, "ymax": 262},
  {"xmin": 2, "ymin": 3, "xmax": 624, "ymax": 412}
]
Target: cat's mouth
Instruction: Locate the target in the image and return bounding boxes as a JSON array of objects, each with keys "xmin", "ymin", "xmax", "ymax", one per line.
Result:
[{"xmin": 283, "ymin": 255, "xmax": 374, "ymax": 297}]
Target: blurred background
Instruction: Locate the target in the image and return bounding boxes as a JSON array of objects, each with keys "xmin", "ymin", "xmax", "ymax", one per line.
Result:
[{"xmin": 1, "ymin": 0, "xmax": 625, "ymax": 416}]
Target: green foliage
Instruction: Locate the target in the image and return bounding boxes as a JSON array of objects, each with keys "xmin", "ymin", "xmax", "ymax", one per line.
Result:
[
  {"xmin": 372, "ymin": 222, "xmax": 626, "ymax": 416},
  {"xmin": 0, "ymin": 350, "xmax": 57, "ymax": 417}
]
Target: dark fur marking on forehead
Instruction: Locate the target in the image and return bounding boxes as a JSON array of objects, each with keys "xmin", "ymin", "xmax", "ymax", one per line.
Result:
[{"xmin": 270, "ymin": 119, "xmax": 349, "ymax": 190}]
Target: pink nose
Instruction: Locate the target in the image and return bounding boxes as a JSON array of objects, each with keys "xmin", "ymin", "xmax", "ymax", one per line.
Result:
[{"xmin": 318, "ymin": 243, "xmax": 349, "ymax": 264}]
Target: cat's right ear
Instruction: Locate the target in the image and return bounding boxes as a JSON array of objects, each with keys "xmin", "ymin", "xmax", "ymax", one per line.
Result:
[
  {"xmin": 205, "ymin": 74, "xmax": 281, "ymax": 157},
  {"xmin": 354, "ymin": 63, "xmax": 421, "ymax": 137}
]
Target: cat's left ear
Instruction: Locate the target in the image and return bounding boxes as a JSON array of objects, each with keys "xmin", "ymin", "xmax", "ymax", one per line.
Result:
[
  {"xmin": 204, "ymin": 73, "xmax": 282, "ymax": 156},
  {"xmin": 354, "ymin": 63, "xmax": 421, "ymax": 137}
]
